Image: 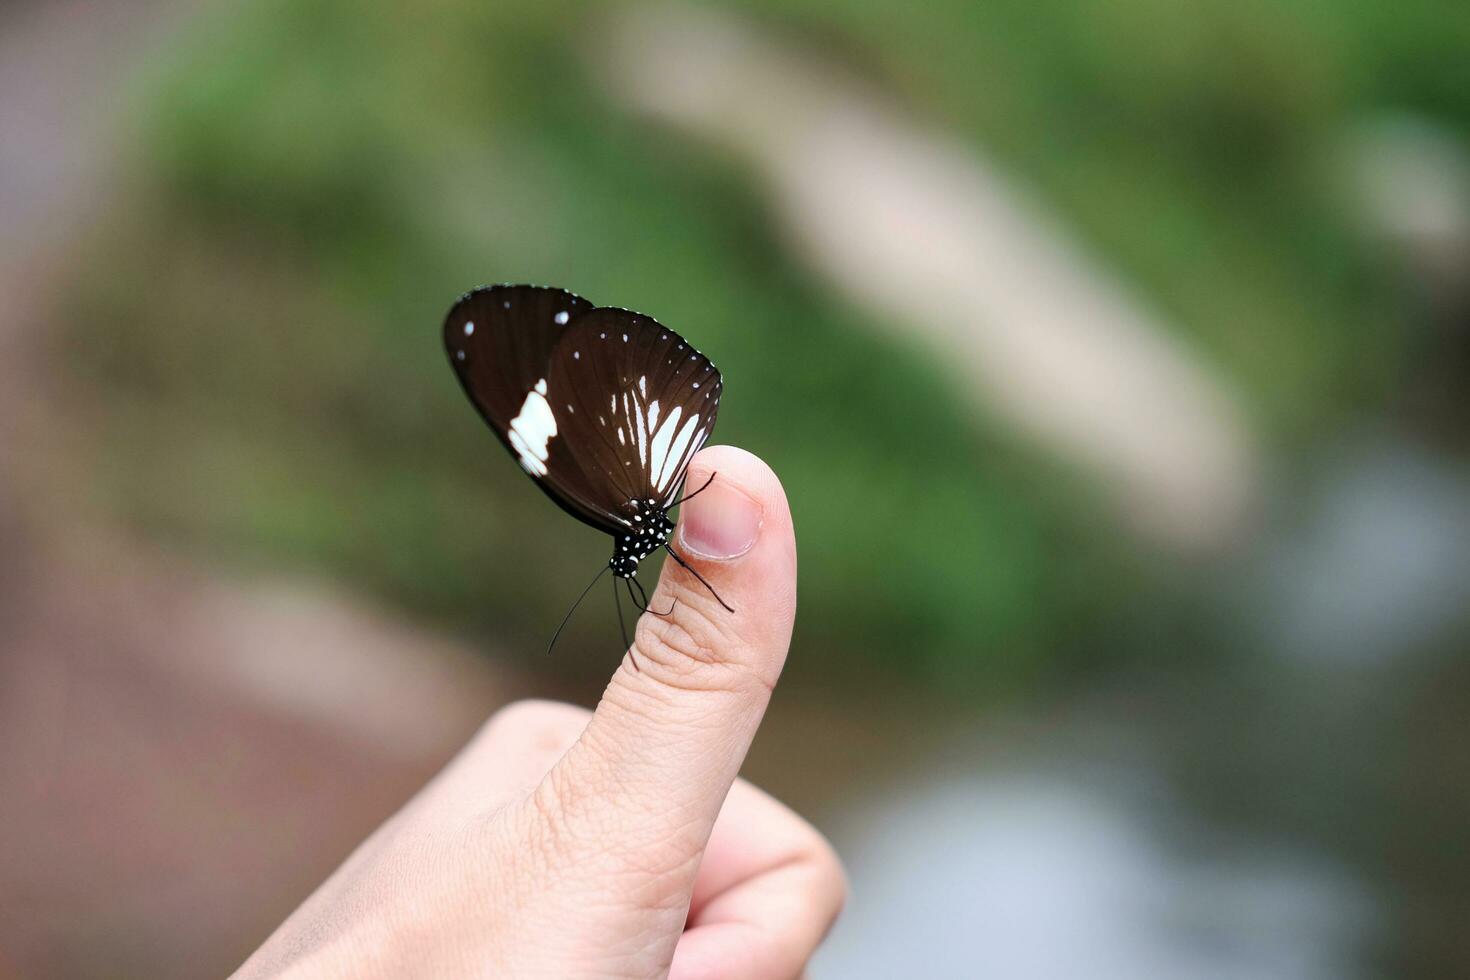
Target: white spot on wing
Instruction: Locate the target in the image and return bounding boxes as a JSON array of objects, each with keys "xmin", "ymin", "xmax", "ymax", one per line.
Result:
[
  {"xmin": 464, "ymin": 321, "xmax": 475, "ymax": 336},
  {"xmin": 508, "ymin": 378, "xmax": 556, "ymax": 476},
  {"xmin": 554, "ymin": 310, "xmax": 569, "ymax": 325},
  {"xmin": 639, "ymin": 376, "xmax": 647, "ymax": 397}
]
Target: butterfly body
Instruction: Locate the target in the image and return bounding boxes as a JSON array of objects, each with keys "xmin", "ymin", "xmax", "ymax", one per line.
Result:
[
  {"xmin": 443, "ymin": 284, "xmax": 721, "ymax": 587},
  {"xmin": 611, "ymin": 509, "xmax": 677, "ymax": 578}
]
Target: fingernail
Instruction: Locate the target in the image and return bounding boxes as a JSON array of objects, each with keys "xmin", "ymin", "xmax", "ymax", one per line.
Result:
[{"xmin": 678, "ymin": 479, "xmax": 763, "ymax": 560}]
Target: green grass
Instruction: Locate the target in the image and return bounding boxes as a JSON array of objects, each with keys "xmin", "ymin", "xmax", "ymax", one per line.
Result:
[{"xmin": 58, "ymin": 0, "xmax": 1464, "ymax": 686}]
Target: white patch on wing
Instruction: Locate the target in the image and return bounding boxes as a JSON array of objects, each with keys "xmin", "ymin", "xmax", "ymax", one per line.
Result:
[
  {"xmin": 664, "ymin": 426, "xmax": 708, "ymax": 505},
  {"xmin": 661, "ymin": 425, "xmax": 710, "ymax": 505},
  {"xmin": 634, "ymin": 396, "xmax": 648, "ymax": 465},
  {"xmin": 639, "ymin": 376, "xmax": 647, "ymax": 397},
  {"xmin": 657, "ymin": 414, "xmax": 702, "ymax": 490},
  {"xmin": 648, "ymin": 405, "xmax": 682, "ymax": 490},
  {"xmin": 508, "ymin": 380, "xmax": 556, "ymax": 476}
]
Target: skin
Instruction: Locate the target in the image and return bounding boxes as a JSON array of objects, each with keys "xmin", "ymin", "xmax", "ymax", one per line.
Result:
[{"xmin": 234, "ymin": 446, "xmax": 846, "ymax": 979}]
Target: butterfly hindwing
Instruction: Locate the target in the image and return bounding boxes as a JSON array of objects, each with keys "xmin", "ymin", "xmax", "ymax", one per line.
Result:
[{"xmin": 543, "ymin": 308, "xmax": 721, "ymax": 524}]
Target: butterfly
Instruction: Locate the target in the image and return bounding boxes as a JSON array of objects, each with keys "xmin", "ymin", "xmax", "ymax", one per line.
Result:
[{"xmin": 443, "ymin": 284, "xmax": 731, "ymax": 652}]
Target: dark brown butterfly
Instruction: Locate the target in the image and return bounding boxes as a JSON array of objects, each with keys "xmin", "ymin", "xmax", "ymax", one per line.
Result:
[{"xmin": 443, "ymin": 284, "xmax": 730, "ymax": 649}]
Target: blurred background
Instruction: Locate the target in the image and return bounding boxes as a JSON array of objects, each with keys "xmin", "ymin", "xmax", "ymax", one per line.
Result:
[{"xmin": 2, "ymin": 0, "xmax": 1468, "ymax": 976}]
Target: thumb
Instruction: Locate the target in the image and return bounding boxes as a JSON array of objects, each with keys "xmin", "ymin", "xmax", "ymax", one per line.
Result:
[{"xmin": 535, "ymin": 444, "xmax": 796, "ymax": 881}]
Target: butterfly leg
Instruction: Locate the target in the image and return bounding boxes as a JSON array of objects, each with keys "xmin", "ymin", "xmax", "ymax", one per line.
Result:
[
  {"xmin": 630, "ymin": 574, "xmax": 675, "ymax": 617},
  {"xmin": 670, "ymin": 471, "xmax": 718, "ymax": 508},
  {"xmin": 663, "ymin": 544, "xmax": 736, "ymax": 612}
]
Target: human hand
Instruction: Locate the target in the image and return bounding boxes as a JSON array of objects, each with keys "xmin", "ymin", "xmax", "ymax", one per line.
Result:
[{"xmin": 235, "ymin": 446, "xmax": 844, "ymax": 979}]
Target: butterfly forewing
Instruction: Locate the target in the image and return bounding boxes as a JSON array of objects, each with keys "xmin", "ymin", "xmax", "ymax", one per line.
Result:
[
  {"xmin": 544, "ymin": 308, "xmax": 721, "ymax": 524},
  {"xmin": 445, "ymin": 284, "xmax": 621, "ymax": 529},
  {"xmin": 444, "ymin": 284, "xmax": 591, "ymax": 426}
]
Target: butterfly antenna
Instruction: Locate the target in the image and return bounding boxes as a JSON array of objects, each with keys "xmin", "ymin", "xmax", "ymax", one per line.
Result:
[
  {"xmin": 630, "ymin": 574, "xmax": 675, "ymax": 616},
  {"xmin": 663, "ymin": 545, "xmax": 735, "ymax": 612},
  {"xmin": 670, "ymin": 471, "xmax": 717, "ymax": 508},
  {"xmin": 547, "ymin": 564, "xmax": 610, "ymax": 657}
]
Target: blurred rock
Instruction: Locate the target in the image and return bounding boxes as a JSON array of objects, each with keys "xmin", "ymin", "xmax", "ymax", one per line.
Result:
[
  {"xmin": 1346, "ymin": 114, "xmax": 1470, "ymax": 311},
  {"xmin": 1342, "ymin": 114, "xmax": 1470, "ymax": 445}
]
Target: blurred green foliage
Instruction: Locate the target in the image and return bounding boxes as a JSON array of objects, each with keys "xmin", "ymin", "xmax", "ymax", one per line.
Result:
[{"xmin": 62, "ymin": 0, "xmax": 1466, "ymax": 686}]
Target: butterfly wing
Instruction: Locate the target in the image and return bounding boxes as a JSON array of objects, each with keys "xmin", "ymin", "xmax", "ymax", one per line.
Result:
[
  {"xmin": 445, "ymin": 284, "xmax": 618, "ymax": 530},
  {"xmin": 542, "ymin": 308, "xmax": 722, "ymax": 525},
  {"xmin": 444, "ymin": 284, "xmax": 591, "ymax": 428}
]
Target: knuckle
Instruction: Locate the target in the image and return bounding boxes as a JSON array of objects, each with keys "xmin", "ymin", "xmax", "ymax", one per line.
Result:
[
  {"xmin": 635, "ymin": 609, "xmax": 721, "ymax": 666},
  {"xmin": 631, "ymin": 604, "xmax": 774, "ymax": 698}
]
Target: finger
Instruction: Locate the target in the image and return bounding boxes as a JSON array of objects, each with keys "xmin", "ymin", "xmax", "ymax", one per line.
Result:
[
  {"xmin": 417, "ymin": 700, "xmax": 592, "ymax": 819},
  {"xmin": 535, "ymin": 444, "xmax": 796, "ymax": 877},
  {"xmin": 671, "ymin": 779, "xmax": 846, "ymax": 980}
]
